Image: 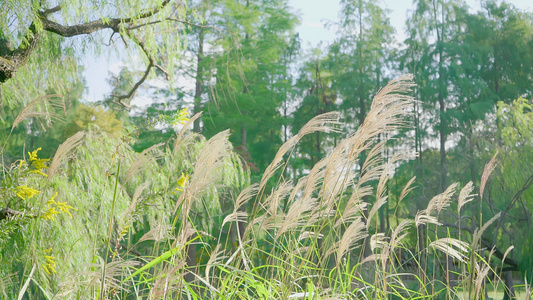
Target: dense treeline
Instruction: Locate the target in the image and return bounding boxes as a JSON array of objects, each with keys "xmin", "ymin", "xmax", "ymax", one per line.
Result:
[{"xmin": 1, "ymin": 0, "xmax": 532, "ymax": 299}]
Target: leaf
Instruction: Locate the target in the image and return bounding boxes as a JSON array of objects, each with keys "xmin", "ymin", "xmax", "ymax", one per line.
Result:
[{"xmin": 121, "ymin": 247, "xmax": 180, "ymax": 284}]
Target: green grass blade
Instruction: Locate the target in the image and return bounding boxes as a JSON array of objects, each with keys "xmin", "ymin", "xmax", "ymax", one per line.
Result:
[{"xmin": 121, "ymin": 247, "xmax": 180, "ymax": 284}]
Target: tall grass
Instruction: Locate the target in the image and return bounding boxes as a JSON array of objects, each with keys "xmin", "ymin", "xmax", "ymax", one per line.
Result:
[{"xmin": 0, "ymin": 75, "xmax": 529, "ymax": 299}]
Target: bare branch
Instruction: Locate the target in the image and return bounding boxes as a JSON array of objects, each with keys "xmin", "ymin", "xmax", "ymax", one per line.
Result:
[
  {"xmin": 167, "ymin": 18, "xmax": 221, "ymax": 32},
  {"xmin": 128, "ymin": 18, "xmax": 219, "ymax": 32},
  {"xmin": 42, "ymin": 5, "xmax": 61, "ymax": 17},
  {"xmin": 491, "ymin": 173, "xmax": 533, "ymax": 247},
  {"xmin": 0, "ymin": 22, "xmax": 41, "ymax": 83},
  {"xmin": 0, "ymin": 208, "xmax": 36, "ymax": 220},
  {"xmin": 41, "ymin": 0, "xmax": 172, "ymax": 37},
  {"xmin": 111, "ymin": 60, "xmax": 153, "ymax": 110},
  {"xmin": 154, "ymin": 64, "xmax": 169, "ymax": 80}
]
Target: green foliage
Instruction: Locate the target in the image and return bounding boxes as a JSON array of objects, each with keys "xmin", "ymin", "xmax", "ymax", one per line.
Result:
[
  {"xmin": 491, "ymin": 98, "xmax": 533, "ymax": 277},
  {"xmin": 73, "ymin": 104, "xmax": 124, "ymax": 137},
  {"xmin": 202, "ymin": 0, "xmax": 299, "ymax": 173},
  {"xmin": 2, "ymin": 0, "xmax": 533, "ymax": 298}
]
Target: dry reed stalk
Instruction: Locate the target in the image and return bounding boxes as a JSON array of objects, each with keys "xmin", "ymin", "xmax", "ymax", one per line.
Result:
[
  {"xmin": 370, "ymin": 233, "xmax": 388, "ymax": 253},
  {"xmin": 47, "ymin": 131, "xmax": 85, "ymax": 180},
  {"xmin": 175, "ymin": 130, "xmax": 232, "ymax": 215},
  {"xmin": 205, "ymin": 244, "xmax": 226, "ymax": 282},
  {"xmin": 474, "ymin": 262, "xmax": 491, "ymax": 299},
  {"xmin": 375, "ymin": 219, "xmax": 412, "ymax": 268},
  {"xmin": 415, "ymin": 210, "xmax": 442, "ymax": 227},
  {"xmin": 235, "ymin": 183, "xmax": 259, "ymax": 211},
  {"xmin": 344, "ymin": 75, "xmax": 415, "ymax": 163},
  {"xmin": 266, "ymin": 180, "xmax": 293, "ymax": 216},
  {"xmin": 246, "ymin": 214, "xmax": 285, "ymax": 236},
  {"xmin": 303, "ymin": 158, "xmax": 328, "ymax": 200},
  {"xmin": 117, "ymin": 181, "xmax": 149, "ymax": 236},
  {"xmin": 276, "ymin": 195, "xmax": 318, "ymax": 237},
  {"xmin": 322, "ymin": 150, "xmax": 354, "ymax": 210},
  {"xmin": 458, "ymin": 181, "xmax": 476, "ymax": 215},
  {"xmin": 124, "ymin": 143, "xmax": 164, "ymax": 184},
  {"xmin": 151, "ymin": 222, "xmax": 194, "ymax": 292},
  {"xmin": 335, "ymin": 196, "xmax": 367, "ymax": 228},
  {"xmin": 502, "ymin": 246, "xmax": 514, "ymax": 265},
  {"xmin": 0, "ymin": 273, "xmax": 15, "ymax": 296},
  {"xmin": 222, "ymin": 184, "xmax": 259, "ymax": 227},
  {"xmin": 332, "ymin": 217, "xmax": 367, "ymax": 265},
  {"xmin": 472, "ymin": 212, "xmax": 501, "ymax": 251},
  {"xmin": 366, "ymin": 196, "xmax": 387, "ymax": 229},
  {"xmin": 287, "ymin": 176, "xmax": 308, "ymax": 206},
  {"xmin": 222, "ymin": 211, "xmax": 248, "ymax": 228},
  {"xmin": 171, "ymin": 221, "xmax": 196, "ymax": 250},
  {"xmin": 137, "ymin": 222, "xmax": 173, "ymax": 244},
  {"xmin": 259, "ymin": 112, "xmax": 341, "ymax": 191},
  {"xmin": 149, "ymin": 260, "xmax": 186, "ymax": 300},
  {"xmin": 81, "ymin": 259, "xmax": 140, "ymax": 294},
  {"xmin": 298, "ymin": 231, "xmax": 324, "ymax": 241},
  {"xmin": 360, "ymin": 140, "xmax": 386, "ymax": 176},
  {"xmin": 480, "ymin": 152, "xmax": 498, "ymax": 200},
  {"xmin": 429, "ymin": 238, "xmax": 469, "ymax": 263},
  {"xmin": 11, "ymin": 94, "xmax": 66, "ymax": 132},
  {"xmin": 363, "ymin": 153, "xmax": 415, "ymax": 228},
  {"xmin": 346, "ymin": 186, "xmax": 372, "ymax": 209},
  {"xmin": 399, "ymin": 176, "xmax": 417, "ymax": 202},
  {"xmin": 173, "ymin": 112, "xmax": 202, "ymax": 155},
  {"xmin": 425, "ymin": 183, "xmax": 458, "ymax": 215},
  {"xmin": 375, "ymin": 163, "xmax": 392, "ymax": 202},
  {"xmin": 355, "ymin": 162, "xmax": 384, "ymax": 191}
]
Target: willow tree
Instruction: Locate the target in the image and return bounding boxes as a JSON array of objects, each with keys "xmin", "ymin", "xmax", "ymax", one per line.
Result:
[{"xmin": 0, "ymin": 0, "xmax": 191, "ymax": 111}]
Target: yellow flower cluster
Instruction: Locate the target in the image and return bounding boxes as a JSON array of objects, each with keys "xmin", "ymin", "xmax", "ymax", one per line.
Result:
[
  {"xmin": 15, "ymin": 184, "xmax": 41, "ymax": 200},
  {"xmin": 28, "ymin": 147, "xmax": 50, "ymax": 177},
  {"xmin": 171, "ymin": 108, "xmax": 190, "ymax": 125},
  {"xmin": 41, "ymin": 192, "xmax": 78, "ymax": 221},
  {"xmin": 119, "ymin": 224, "xmax": 130, "ymax": 239},
  {"xmin": 174, "ymin": 172, "xmax": 190, "ymax": 192},
  {"xmin": 42, "ymin": 249, "xmax": 57, "ymax": 275}
]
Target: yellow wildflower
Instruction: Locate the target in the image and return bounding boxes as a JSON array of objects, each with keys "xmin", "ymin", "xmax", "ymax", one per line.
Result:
[
  {"xmin": 42, "ymin": 253, "xmax": 57, "ymax": 274},
  {"xmin": 41, "ymin": 192, "xmax": 78, "ymax": 220},
  {"xmin": 171, "ymin": 108, "xmax": 190, "ymax": 125},
  {"xmin": 27, "ymin": 147, "xmax": 50, "ymax": 177},
  {"xmin": 28, "ymin": 147, "xmax": 41, "ymax": 161},
  {"xmin": 175, "ymin": 172, "xmax": 190, "ymax": 192},
  {"xmin": 119, "ymin": 224, "xmax": 130, "ymax": 239},
  {"xmin": 16, "ymin": 185, "xmax": 41, "ymax": 200}
]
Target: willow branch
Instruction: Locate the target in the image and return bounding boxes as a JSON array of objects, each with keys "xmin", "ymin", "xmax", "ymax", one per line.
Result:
[{"xmin": 0, "ymin": 0, "xmax": 171, "ymax": 83}]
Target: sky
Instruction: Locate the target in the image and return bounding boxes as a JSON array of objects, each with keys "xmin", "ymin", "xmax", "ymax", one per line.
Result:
[{"xmin": 82, "ymin": 0, "xmax": 533, "ymax": 103}]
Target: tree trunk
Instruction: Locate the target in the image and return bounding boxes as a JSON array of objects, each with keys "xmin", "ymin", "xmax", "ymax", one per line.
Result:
[
  {"xmin": 185, "ymin": 243, "xmax": 196, "ymax": 283},
  {"xmin": 241, "ymin": 125, "xmax": 247, "ymax": 148},
  {"xmin": 193, "ymin": 27, "xmax": 205, "ymax": 133},
  {"xmin": 502, "ymin": 271, "xmax": 516, "ymax": 300},
  {"xmin": 438, "ymin": 70, "xmax": 447, "ymax": 193}
]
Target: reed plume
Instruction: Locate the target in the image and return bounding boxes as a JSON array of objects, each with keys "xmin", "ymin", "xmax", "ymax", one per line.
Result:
[
  {"xmin": 47, "ymin": 131, "xmax": 85, "ymax": 180},
  {"xmin": 124, "ymin": 143, "xmax": 164, "ymax": 184},
  {"xmin": 11, "ymin": 94, "xmax": 66, "ymax": 132}
]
